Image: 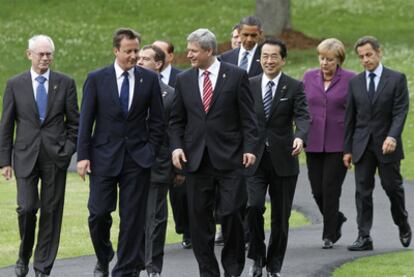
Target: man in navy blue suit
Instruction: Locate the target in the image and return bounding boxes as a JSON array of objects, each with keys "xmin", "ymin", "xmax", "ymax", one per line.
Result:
[{"xmin": 77, "ymin": 28, "xmax": 165, "ymax": 277}]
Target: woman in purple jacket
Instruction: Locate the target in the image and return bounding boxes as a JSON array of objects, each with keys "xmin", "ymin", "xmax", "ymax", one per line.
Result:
[{"xmin": 303, "ymin": 38, "xmax": 356, "ymax": 249}]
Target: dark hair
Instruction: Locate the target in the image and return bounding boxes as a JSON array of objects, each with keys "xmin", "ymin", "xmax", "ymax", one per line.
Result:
[
  {"xmin": 239, "ymin": 16, "xmax": 262, "ymax": 30},
  {"xmin": 232, "ymin": 24, "xmax": 240, "ymax": 32},
  {"xmin": 113, "ymin": 28, "xmax": 141, "ymax": 49},
  {"xmin": 154, "ymin": 40, "xmax": 175, "ymax": 54},
  {"xmin": 262, "ymin": 38, "xmax": 287, "ymax": 59},
  {"xmin": 354, "ymin": 36, "xmax": 380, "ymax": 53},
  {"xmin": 141, "ymin": 44, "xmax": 166, "ymax": 67}
]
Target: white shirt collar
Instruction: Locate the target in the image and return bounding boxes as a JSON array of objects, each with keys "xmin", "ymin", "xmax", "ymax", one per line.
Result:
[
  {"xmin": 262, "ymin": 72, "xmax": 282, "ymax": 88},
  {"xmin": 365, "ymin": 63, "xmax": 383, "ymax": 79},
  {"xmin": 114, "ymin": 61, "xmax": 135, "ymax": 79},
  {"xmin": 240, "ymin": 43, "xmax": 258, "ymax": 56},
  {"xmin": 198, "ymin": 57, "xmax": 220, "ymax": 78},
  {"xmin": 31, "ymin": 68, "xmax": 50, "ymax": 82}
]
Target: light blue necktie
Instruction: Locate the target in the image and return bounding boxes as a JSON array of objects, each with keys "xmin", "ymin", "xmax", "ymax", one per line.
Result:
[
  {"xmin": 35, "ymin": 76, "xmax": 47, "ymax": 123},
  {"xmin": 120, "ymin": 71, "xmax": 129, "ymax": 117},
  {"xmin": 263, "ymin": 81, "xmax": 274, "ymax": 119},
  {"xmin": 239, "ymin": 51, "xmax": 249, "ymax": 71}
]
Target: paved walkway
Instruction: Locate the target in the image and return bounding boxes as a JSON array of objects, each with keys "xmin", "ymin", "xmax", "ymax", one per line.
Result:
[{"xmin": 1, "ymin": 166, "xmax": 413, "ymax": 276}]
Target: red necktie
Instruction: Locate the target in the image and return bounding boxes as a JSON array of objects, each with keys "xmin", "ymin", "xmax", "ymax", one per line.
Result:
[{"xmin": 203, "ymin": 71, "xmax": 213, "ymax": 112}]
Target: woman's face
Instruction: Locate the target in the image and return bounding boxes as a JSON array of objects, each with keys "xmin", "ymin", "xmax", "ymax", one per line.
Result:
[{"xmin": 318, "ymin": 50, "xmax": 339, "ymax": 78}]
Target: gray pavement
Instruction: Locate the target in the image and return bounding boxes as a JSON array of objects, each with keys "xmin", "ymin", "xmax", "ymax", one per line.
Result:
[{"xmin": 1, "ymin": 165, "xmax": 413, "ymax": 276}]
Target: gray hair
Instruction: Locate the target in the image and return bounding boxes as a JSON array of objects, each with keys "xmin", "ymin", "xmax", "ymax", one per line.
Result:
[
  {"xmin": 28, "ymin": 35, "xmax": 55, "ymax": 52},
  {"xmin": 187, "ymin": 28, "xmax": 217, "ymax": 55}
]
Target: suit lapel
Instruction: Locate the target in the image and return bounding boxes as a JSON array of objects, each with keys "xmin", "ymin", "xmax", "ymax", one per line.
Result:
[
  {"xmin": 372, "ymin": 67, "xmax": 389, "ymax": 104},
  {"xmin": 23, "ymin": 72, "xmax": 41, "ymax": 124},
  {"xmin": 269, "ymin": 73, "xmax": 288, "ymax": 119},
  {"xmin": 190, "ymin": 68, "xmax": 205, "ymax": 113},
  {"xmin": 129, "ymin": 66, "xmax": 141, "ymax": 115},
  {"xmin": 105, "ymin": 66, "xmax": 123, "ymax": 116},
  {"xmin": 45, "ymin": 71, "xmax": 59, "ymax": 120},
  {"xmin": 207, "ymin": 64, "xmax": 228, "ymax": 114},
  {"xmin": 249, "ymin": 48, "xmax": 261, "ymax": 76},
  {"xmin": 253, "ymin": 75, "xmax": 266, "ymax": 121}
]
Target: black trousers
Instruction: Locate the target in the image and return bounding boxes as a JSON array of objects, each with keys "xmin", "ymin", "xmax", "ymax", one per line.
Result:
[
  {"xmin": 16, "ymin": 150, "xmax": 67, "ymax": 275},
  {"xmin": 169, "ymin": 181, "xmax": 191, "ymax": 239},
  {"xmin": 306, "ymin": 152, "xmax": 347, "ymax": 241},
  {"xmin": 354, "ymin": 148, "xmax": 408, "ymax": 237},
  {"xmin": 88, "ymin": 152, "xmax": 150, "ymax": 277},
  {"xmin": 186, "ymin": 152, "xmax": 246, "ymax": 277},
  {"xmin": 246, "ymin": 150, "xmax": 297, "ymax": 273},
  {"xmin": 145, "ymin": 182, "xmax": 169, "ymax": 274}
]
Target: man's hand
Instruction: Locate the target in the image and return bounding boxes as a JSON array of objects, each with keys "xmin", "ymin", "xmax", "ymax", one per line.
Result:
[
  {"xmin": 173, "ymin": 174, "xmax": 186, "ymax": 187},
  {"xmin": 243, "ymin": 153, "xmax": 256, "ymax": 168},
  {"xmin": 343, "ymin": 153, "xmax": 352, "ymax": 169},
  {"xmin": 172, "ymin": 149, "xmax": 187, "ymax": 170},
  {"xmin": 1, "ymin": 166, "xmax": 13, "ymax": 180},
  {"xmin": 291, "ymin": 138, "xmax": 304, "ymax": 156},
  {"xmin": 77, "ymin": 160, "xmax": 91, "ymax": 181},
  {"xmin": 382, "ymin": 137, "xmax": 397, "ymax": 155}
]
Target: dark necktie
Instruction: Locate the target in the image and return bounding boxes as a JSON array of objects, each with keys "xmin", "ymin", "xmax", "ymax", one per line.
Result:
[
  {"xmin": 263, "ymin": 80, "xmax": 274, "ymax": 119},
  {"xmin": 239, "ymin": 51, "xmax": 249, "ymax": 71},
  {"xmin": 368, "ymin": 72, "xmax": 376, "ymax": 102},
  {"xmin": 202, "ymin": 71, "xmax": 213, "ymax": 112},
  {"xmin": 120, "ymin": 71, "xmax": 129, "ymax": 117},
  {"xmin": 35, "ymin": 76, "xmax": 47, "ymax": 123}
]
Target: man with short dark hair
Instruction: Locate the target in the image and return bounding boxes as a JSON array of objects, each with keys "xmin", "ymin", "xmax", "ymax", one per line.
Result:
[
  {"xmin": 344, "ymin": 36, "xmax": 411, "ymax": 251},
  {"xmin": 77, "ymin": 28, "xmax": 165, "ymax": 277},
  {"xmin": 246, "ymin": 39, "xmax": 309, "ymax": 277},
  {"xmin": 220, "ymin": 16, "xmax": 263, "ymax": 77},
  {"xmin": 0, "ymin": 34, "xmax": 79, "ymax": 277},
  {"xmin": 153, "ymin": 40, "xmax": 181, "ymax": 88},
  {"xmin": 170, "ymin": 28, "xmax": 258, "ymax": 277}
]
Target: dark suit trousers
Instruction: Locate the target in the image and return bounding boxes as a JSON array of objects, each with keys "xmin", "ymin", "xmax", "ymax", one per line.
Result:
[
  {"xmin": 88, "ymin": 152, "xmax": 150, "ymax": 277},
  {"xmin": 169, "ymin": 182, "xmax": 191, "ymax": 239},
  {"xmin": 306, "ymin": 152, "xmax": 347, "ymax": 241},
  {"xmin": 16, "ymin": 149, "xmax": 67, "ymax": 275},
  {"xmin": 186, "ymin": 151, "xmax": 246, "ymax": 277},
  {"xmin": 354, "ymin": 147, "xmax": 408, "ymax": 237},
  {"xmin": 246, "ymin": 150, "xmax": 297, "ymax": 273},
  {"xmin": 145, "ymin": 182, "xmax": 169, "ymax": 274}
]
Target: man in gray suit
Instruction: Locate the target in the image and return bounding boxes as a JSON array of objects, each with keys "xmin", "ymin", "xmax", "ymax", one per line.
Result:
[
  {"xmin": 137, "ymin": 44, "xmax": 176, "ymax": 277},
  {"xmin": 0, "ymin": 35, "xmax": 79, "ymax": 277},
  {"xmin": 344, "ymin": 36, "xmax": 411, "ymax": 251}
]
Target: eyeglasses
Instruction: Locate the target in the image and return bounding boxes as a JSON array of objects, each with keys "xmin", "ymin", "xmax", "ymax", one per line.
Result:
[{"xmin": 31, "ymin": 51, "xmax": 53, "ymax": 58}]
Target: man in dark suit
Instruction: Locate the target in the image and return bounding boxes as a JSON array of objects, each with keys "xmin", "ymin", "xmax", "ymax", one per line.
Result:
[
  {"xmin": 0, "ymin": 35, "xmax": 79, "ymax": 277},
  {"xmin": 169, "ymin": 28, "xmax": 258, "ymax": 277},
  {"xmin": 220, "ymin": 16, "xmax": 263, "ymax": 78},
  {"xmin": 77, "ymin": 28, "xmax": 165, "ymax": 277},
  {"xmin": 153, "ymin": 39, "xmax": 192, "ymax": 249},
  {"xmin": 344, "ymin": 36, "xmax": 411, "ymax": 251},
  {"xmin": 137, "ymin": 44, "xmax": 176, "ymax": 277},
  {"xmin": 246, "ymin": 39, "xmax": 310, "ymax": 277},
  {"xmin": 153, "ymin": 40, "xmax": 181, "ymax": 88}
]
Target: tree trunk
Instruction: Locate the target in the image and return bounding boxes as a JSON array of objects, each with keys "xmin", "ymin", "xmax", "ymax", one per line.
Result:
[{"xmin": 255, "ymin": 0, "xmax": 291, "ymax": 37}]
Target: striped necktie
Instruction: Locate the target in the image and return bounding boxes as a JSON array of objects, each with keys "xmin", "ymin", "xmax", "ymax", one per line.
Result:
[
  {"xmin": 202, "ymin": 71, "xmax": 213, "ymax": 112},
  {"xmin": 263, "ymin": 81, "xmax": 274, "ymax": 119},
  {"xmin": 239, "ymin": 51, "xmax": 249, "ymax": 71}
]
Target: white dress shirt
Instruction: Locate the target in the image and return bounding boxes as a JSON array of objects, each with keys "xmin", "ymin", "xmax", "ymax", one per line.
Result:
[
  {"xmin": 198, "ymin": 58, "xmax": 220, "ymax": 99},
  {"xmin": 30, "ymin": 68, "xmax": 50, "ymax": 99},
  {"xmin": 114, "ymin": 61, "xmax": 135, "ymax": 110},
  {"xmin": 238, "ymin": 44, "xmax": 258, "ymax": 73},
  {"xmin": 261, "ymin": 72, "xmax": 282, "ymax": 100}
]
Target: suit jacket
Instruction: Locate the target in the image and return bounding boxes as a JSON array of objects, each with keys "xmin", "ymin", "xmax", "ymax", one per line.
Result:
[
  {"xmin": 303, "ymin": 67, "xmax": 356, "ymax": 152},
  {"xmin": 220, "ymin": 46, "xmax": 263, "ymax": 77},
  {"xmin": 246, "ymin": 73, "xmax": 310, "ymax": 177},
  {"xmin": 168, "ymin": 66, "xmax": 181, "ymax": 88},
  {"xmin": 77, "ymin": 64, "xmax": 165, "ymax": 176},
  {"xmin": 150, "ymin": 82, "xmax": 175, "ymax": 184},
  {"xmin": 344, "ymin": 67, "xmax": 409, "ymax": 163},
  {"xmin": 169, "ymin": 61, "xmax": 258, "ymax": 172},
  {"xmin": 0, "ymin": 70, "xmax": 79, "ymax": 177}
]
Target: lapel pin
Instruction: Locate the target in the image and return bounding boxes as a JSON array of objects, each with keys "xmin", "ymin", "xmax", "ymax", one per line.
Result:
[
  {"xmin": 140, "ymin": 78, "xmax": 143, "ymax": 83},
  {"xmin": 53, "ymin": 85, "xmax": 58, "ymax": 90},
  {"xmin": 223, "ymin": 73, "xmax": 226, "ymax": 79},
  {"xmin": 162, "ymin": 91, "xmax": 167, "ymax": 97}
]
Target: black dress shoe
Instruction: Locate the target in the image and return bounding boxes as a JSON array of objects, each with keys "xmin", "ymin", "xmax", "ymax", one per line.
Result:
[
  {"xmin": 322, "ymin": 238, "xmax": 333, "ymax": 249},
  {"xmin": 347, "ymin": 236, "xmax": 373, "ymax": 251},
  {"xmin": 399, "ymin": 223, "xmax": 412, "ymax": 248},
  {"xmin": 249, "ymin": 257, "xmax": 263, "ymax": 277},
  {"xmin": 333, "ymin": 213, "xmax": 347, "ymax": 243},
  {"xmin": 94, "ymin": 250, "xmax": 115, "ymax": 277},
  {"xmin": 181, "ymin": 238, "xmax": 192, "ymax": 249},
  {"xmin": 35, "ymin": 270, "xmax": 49, "ymax": 277},
  {"xmin": 15, "ymin": 259, "xmax": 29, "ymax": 277}
]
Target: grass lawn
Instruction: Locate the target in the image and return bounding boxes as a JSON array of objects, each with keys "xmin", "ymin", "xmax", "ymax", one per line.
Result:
[{"xmin": 0, "ymin": 173, "xmax": 309, "ymax": 267}]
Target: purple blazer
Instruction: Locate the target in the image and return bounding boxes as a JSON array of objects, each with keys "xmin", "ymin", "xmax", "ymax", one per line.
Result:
[{"xmin": 303, "ymin": 67, "xmax": 356, "ymax": 152}]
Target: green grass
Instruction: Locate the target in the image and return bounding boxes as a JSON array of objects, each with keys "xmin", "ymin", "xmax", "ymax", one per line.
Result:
[
  {"xmin": 0, "ymin": 173, "xmax": 309, "ymax": 267},
  {"xmin": 334, "ymin": 250, "xmax": 414, "ymax": 277}
]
